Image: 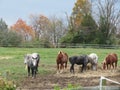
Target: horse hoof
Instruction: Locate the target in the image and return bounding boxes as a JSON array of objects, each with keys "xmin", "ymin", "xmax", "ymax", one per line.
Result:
[
  {"xmin": 56, "ymin": 72, "xmax": 59, "ymax": 74},
  {"xmin": 32, "ymin": 76, "xmax": 36, "ymax": 79},
  {"xmin": 56, "ymin": 70, "xmax": 60, "ymax": 74},
  {"xmin": 60, "ymin": 71, "xmax": 63, "ymax": 74}
]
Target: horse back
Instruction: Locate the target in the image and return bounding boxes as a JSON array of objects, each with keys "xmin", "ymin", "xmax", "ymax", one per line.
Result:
[
  {"xmin": 105, "ymin": 53, "xmax": 118, "ymax": 64},
  {"xmin": 69, "ymin": 56, "xmax": 78, "ymax": 64},
  {"xmin": 69, "ymin": 55, "xmax": 88, "ymax": 65}
]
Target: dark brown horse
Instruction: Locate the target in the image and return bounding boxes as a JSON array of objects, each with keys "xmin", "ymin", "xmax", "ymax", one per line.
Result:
[
  {"xmin": 102, "ymin": 53, "xmax": 118, "ymax": 70},
  {"xmin": 56, "ymin": 51, "xmax": 68, "ymax": 74}
]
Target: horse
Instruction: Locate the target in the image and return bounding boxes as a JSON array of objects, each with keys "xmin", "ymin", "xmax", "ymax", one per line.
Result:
[
  {"xmin": 56, "ymin": 51, "xmax": 68, "ymax": 74},
  {"xmin": 24, "ymin": 53, "xmax": 40, "ymax": 78},
  {"xmin": 88, "ymin": 53, "xmax": 98, "ymax": 71},
  {"xmin": 69, "ymin": 55, "xmax": 89, "ymax": 73},
  {"xmin": 102, "ymin": 53, "xmax": 118, "ymax": 70}
]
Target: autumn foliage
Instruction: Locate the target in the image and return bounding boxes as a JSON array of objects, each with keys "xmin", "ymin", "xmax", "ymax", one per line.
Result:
[
  {"xmin": 11, "ymin": 19, "xmax": 35, "ymax": 41},
  {"xmin": 72, "ymin": 0, "xmax": 91, "ymax": 28}
]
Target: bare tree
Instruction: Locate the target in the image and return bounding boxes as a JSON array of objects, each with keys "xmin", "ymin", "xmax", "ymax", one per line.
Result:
[
  {"xmin": 49, "ymin": 16, "xmax": 68, "ymax": 47},
  {"xmin": 29, "ymin": 14, "xmax": 50, "ymax": 41},
  {"xmin": 29, "ymin": 14, "xmax": 68, "ymax": 47},
  {"xmin": 93, "ymin": 0, "xmax": 120, "ymax": 44}
]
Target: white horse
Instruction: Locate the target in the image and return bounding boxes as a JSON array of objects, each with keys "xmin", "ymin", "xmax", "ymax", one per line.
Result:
[
  {"xmin": 88, "ymin": 53, "xmax": 98, "ymax": 71},
  {"xmin": 24, "ymin": 53, "xmax": 40, "ymax": 78}
]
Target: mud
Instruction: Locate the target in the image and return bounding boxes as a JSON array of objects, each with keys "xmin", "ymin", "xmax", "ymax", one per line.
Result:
[{"xmin": 18, "ymin": 65, "xmax": 120, "ymax": 90}]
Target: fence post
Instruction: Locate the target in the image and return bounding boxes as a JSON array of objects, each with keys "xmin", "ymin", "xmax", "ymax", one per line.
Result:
[{"xmin": 100, "ymin": 76, "xmax": 106, "ymax": 90}]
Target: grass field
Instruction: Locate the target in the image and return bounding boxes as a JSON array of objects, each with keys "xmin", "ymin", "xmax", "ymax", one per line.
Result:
[{"xmin": 0, "ymin": 47, "xmax": 120, "ymax": 86}]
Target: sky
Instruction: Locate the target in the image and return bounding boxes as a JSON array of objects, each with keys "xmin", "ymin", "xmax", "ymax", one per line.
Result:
[{"xmin": 0, "ymin": 0, "xmax": 76, "ymax": 26}]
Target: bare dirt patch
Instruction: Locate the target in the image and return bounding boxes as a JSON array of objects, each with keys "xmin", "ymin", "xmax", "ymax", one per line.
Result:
[
  {"xmin": 0, "ymin": 56, "xmax": 13, "ymax": 60},
  {"xmin": 18, "ymin": 65, "xmax": 120, "ymax": 90}
]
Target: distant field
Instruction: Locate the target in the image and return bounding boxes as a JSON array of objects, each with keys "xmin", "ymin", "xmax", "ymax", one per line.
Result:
[{"xmin": 0, "ymin": 47, "xmax": 119, "ymax": 84}]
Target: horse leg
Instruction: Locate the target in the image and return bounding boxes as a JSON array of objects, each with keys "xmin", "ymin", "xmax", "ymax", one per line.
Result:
[
  {"xmin": 81, "ymin": 64, "xmax": 84, "ymax": 72},
  {"xmin": 96, "ymin": 63, "xmax": 98, "ymax": 71},
  {"xmin": 106, "ymin": 64, "xmax": 109, "ymax": 70},
  {"xmin": 65, "ymin": 62, "xmax": 67, "ymax": 69},
  {"xmin": 115, "ymin": 62, "xmax": 117, "ymax": 69},
  {"xmin": 64, "ymin": 62, "xmax": 67, "ymax": 72},
  {"xmin": 93, "ymin": 64, "xmax": 97, "ymax": 71},
  {"xmin": 84, "ymin": 64, "xmax": 87, "ymax": 71},
  {"xmin": 34, "ymin": 67, "xmax": 37, "ymax": 77},
  {"xmin": 57, "ymin": 63, "xmax": 59, "ymax": 74},
  {"xmin": 92, "ymin": 64, "xmax": 94, "ymax": 70},
  {"xmin": 34, "ymin": 68, "xmax": 37, "ymax": 78},
  {"xmin": 109, "ymin": 64, "xmax": 111, "ymax": 70},
  {"xmin": 31, "ymin": 68, "xmax": 34, "ymax": 77},
  {"xmin": 60, "ymin": 63, "xmax": 63, "ymax": 73},
  {"xmin": 111, "ymin": 63, "xmax": 114, "ymax": 69},
  {"xmin": 70, "ymin": 64, "xmax": 74, "ymax": 74},
  {"xmin": 31, "ymin": 68, "xmax": 36, "ymax": 78},
  {"xmin": 36, "ymin": 60, "xmax": 39, "ymax": 72},
  {"xmin": 28, "ymin": 66, "xmax": 30, "ymax": 76}
]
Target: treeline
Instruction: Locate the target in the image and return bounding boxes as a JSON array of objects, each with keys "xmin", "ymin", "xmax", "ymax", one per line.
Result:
[{"xmin": 0, "ymin": 0, "xmax": 120, "ymax": 48}]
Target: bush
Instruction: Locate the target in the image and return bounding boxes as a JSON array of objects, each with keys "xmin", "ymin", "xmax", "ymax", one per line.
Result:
[
  {"xmin": 0, "ymin": 78, "xmax": 16, "ymax": 90},
  {"xmin": 0, "ymin": 31, "xmax": 22, "ymax": 47}
]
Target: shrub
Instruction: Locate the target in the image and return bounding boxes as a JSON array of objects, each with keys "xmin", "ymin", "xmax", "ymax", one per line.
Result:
[{"xmin": 0, "ymin": 78, "xmax": 16, "ymax": 90}]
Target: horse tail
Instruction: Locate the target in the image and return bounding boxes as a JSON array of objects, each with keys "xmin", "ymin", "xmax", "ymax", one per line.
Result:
[{"xmin": 113, "ymin": 53, "xmax": 118, "ymax": 61}]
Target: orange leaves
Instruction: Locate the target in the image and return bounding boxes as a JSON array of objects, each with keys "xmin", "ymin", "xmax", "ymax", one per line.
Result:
[
  {"xmin": 11, "ymin": 18, "xmax": 34, "ymax": 41},
  {"xmin": 29, "ymin": 14, "xmax": 50, "ymax": 40},
  {"xmin": 72, "ymin": 0, "xmax": 91, "ymax": 28}
]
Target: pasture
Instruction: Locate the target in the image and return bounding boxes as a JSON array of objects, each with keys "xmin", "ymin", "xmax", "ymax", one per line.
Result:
[{"xmin": 0, "ymin": 47, "xmax": 119, "ymax": 89}]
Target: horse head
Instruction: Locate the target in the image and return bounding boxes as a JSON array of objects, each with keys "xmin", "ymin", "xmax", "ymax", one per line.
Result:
[
  {"xmin": 102, "ymin": 60, "xmax": 106, "ymax": 69},
  {"xmin": 31, "ymin": 53, "xmax": 39, "ymax": 67},
  {"xmin": 57, "ymin": 51, "xmax": 63, "ymax": 60}
]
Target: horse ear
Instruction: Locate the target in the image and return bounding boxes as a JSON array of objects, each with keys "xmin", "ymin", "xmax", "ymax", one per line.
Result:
[{"xmin": 58, "ymin": 51, "xmax": 62, "ymax": 54}]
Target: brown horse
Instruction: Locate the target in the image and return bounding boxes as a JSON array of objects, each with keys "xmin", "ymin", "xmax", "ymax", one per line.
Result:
[
  {"xmin": 102, "ymin": 53, "xmax": 118, "ymax": 70},
  {"xmin": 56, "ymin": 51, "xmax": 68, "ymax": 74}
]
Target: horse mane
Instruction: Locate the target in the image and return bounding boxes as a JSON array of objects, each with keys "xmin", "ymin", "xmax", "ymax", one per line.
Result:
[{"xmin": 58, "ymin": 51, "xmax": 62, "ymax": 54}]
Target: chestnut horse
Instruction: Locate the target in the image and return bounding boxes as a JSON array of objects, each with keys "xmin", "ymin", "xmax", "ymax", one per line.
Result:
[
  {"xmin": 56, "ymin": 51, "xmax": 68, "ymax": 74},
  {"xmin": 102, "ymin": 53, "xmax": 118, "ymax": 70}
]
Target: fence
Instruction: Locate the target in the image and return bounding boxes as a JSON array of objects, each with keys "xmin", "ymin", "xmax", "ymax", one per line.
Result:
[
  {"xmin": 57, "ymin": 43, "xmax": 120, "ymax": 49},
  {"xmin": 79, "ymin": 76, "xmax": 120, "ymax": 90},
  {"xmin": 1, "ymin": 42, "xmax": 120, "ymax": 49},
  {"xmin": 99, "ymin": 76, "xmax": 120, "ymax": 90}
]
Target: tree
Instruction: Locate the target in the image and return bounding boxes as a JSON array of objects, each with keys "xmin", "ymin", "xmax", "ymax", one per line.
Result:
[
  {"xmin": 61, "ymin": 0, "xmax": 97, "ymax": 44},
  {"xmin": 72, "ymin": 0, "xmax": 91, "ymax": 29},
  {"xmin": 0, "ymin": 18, "xmax": 22, "ymax": 47},
  {"xmin": 49, "ymin": 16, "xmax": 68, "ymax": 47},
  {"xmin": 29, "ymin": 14, "xmax": 68, "ymax": 47},
  {"xmin": 29, "ymin": 14, "xmax": 50, "ymax": 41},
  {"xmin": 95, "ymin": 0, "xmax": 120, "ymax": 44},
  {"xmin": 11, "ymin": 19, "xmax": 34, "ymax": 41},
  {"xmin": 0, "ymin": 18, "xmax": 8, "ymax": 45},
  {"xmin": 0, "ymin": 18, "xmax": 8, "ymax": 32},
  {"xmin": 1, "ymin": 31, "xmax": 22, "ymax": 47}
]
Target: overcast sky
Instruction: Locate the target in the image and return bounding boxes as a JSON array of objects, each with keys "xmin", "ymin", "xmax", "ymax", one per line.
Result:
[{"xmin": 0, "ymin": 0, "xmax": 76, "ymax": 26}]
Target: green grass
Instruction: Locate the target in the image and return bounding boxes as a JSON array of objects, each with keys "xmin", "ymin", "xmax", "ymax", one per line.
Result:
[{"xmin": 0, "ymin": 47, "xmax": 120, "ymax": 85}]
